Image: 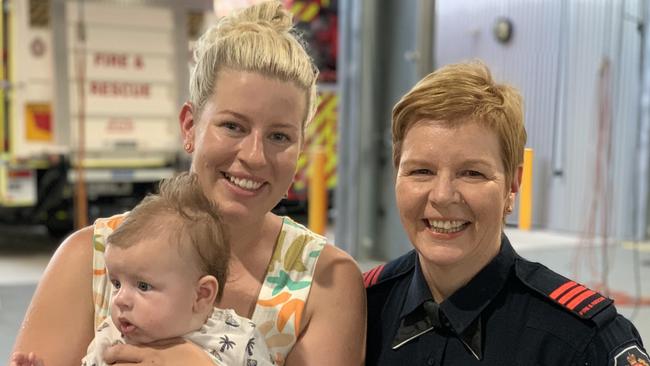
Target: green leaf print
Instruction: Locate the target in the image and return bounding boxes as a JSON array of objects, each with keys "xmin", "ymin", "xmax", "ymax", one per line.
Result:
[
  {"xmin": 267, "ymin": 230, "xmax": 286, "ymax": 273},
  {"xmin": 267, "ymin": 270, "xmax": 311, "ymax": 296},
  {"xmin": 93, "ymin": 235, "xmax": 105, "ymax": 252},
  {"xmin": 283, "ymin": 235, "xmax": 310, "ymax": 272}
]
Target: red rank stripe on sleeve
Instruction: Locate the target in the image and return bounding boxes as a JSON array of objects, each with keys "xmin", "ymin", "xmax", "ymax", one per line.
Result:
[
  {"xmin": 548, "ymin": 280, "xmax": 606, "ymax": 317},
  {"xmin": 363, "ymin": 264, "xmax": 385, "ymax": 288}
]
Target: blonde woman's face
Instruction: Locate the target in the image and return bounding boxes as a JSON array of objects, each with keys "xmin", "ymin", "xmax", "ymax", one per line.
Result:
[{"xmin": 188, "ymin": 70, "xmax": 305, "ymax": 222}]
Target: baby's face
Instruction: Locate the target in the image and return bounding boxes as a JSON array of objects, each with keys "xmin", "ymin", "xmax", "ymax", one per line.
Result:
[{"xmin": 105, "ymin": 238, "xmax": 200, "ymax": 344}]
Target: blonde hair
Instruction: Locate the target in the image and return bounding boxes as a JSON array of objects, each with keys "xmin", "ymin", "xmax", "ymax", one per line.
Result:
[
  {"xmin": 107, "ymin": 172, "xmax": 229, "ymax": 301},
  {"xmin": 190, "ymin": 0, "xmax": 319, "ymax": 128},
  {"xmin": 392, "ymin": 61, "xmax": 527, "ymax": 186}
]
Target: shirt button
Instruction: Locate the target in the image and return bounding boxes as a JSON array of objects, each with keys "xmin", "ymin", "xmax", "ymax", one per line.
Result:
[{"xmin": 426, "ymin": 358, "xmax": 435, "ymax": 365}]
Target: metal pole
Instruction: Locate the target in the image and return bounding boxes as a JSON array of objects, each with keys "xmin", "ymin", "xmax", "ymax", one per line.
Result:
[
  {"xmin": 73, "ymin": 0, "xmax": 88, "ymax": 229},
  {"xmin": 308, "ymin": 147, "xmax": 327, "ymax": 235},
  {"xmin": 334, "ymin": 0, "xmax": 363, "ymax": 256},
  {"xmin": 518, "ymin": 148, "xmax": 533, "ymax": 230},
  {"xmin": 637, "ymin": 0, "xmax": 650, "ymax": 241},
  {"xmin": 416, "ymin": 0, "xmax": 434, "ymax": 77}
]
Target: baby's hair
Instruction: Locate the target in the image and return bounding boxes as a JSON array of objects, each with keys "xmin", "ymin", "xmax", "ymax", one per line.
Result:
[{"xmin": 107, "ymin": 172, "xmax": 229, "ymax": 301}]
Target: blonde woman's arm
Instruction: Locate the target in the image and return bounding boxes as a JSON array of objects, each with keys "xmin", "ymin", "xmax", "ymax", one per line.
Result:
[
  {"xmin": 285, "ymin": 245, "xmax": 367, "ymax": 366},
  {"xmin": 10, "ymin": 227, "xmax": 96, "ymax": 366}
]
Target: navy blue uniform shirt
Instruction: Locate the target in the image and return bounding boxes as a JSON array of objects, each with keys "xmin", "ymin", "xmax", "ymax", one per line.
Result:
[{"xmin": 365, "ymin": 235, "xmax": 648, "ymax": 365}]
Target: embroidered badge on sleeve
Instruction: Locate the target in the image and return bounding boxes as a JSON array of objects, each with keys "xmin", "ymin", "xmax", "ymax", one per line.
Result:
[{"xmin": 613, "ymin": 344, "xmax": 650, "ymax": 366}]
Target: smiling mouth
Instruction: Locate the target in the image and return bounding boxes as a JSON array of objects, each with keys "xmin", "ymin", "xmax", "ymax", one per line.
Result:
[
  {"xmin": 425, "ymin": 219, "xmax": 471, "ymax": 233},
  {"xmin": 223, "ymin": 172, "xmax": 265, "ymax": 191}
]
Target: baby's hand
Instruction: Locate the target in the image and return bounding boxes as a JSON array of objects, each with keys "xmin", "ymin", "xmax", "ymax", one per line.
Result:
[{"xmin": 10, "ymin": 352, "xmax": 45, "ymax": 366}]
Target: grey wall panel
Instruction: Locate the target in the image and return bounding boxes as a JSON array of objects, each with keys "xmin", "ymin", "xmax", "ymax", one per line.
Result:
[
  {"xmin": 435, "ymin": 0, "xmax": 644, "ymax": 239},
  {"xmin": 551, "ymin": 0, "xmax": 609, "ymax": 236},
  {"xmin": 436, "ymin": 0, "xmax": 563, "ymax": 229},
  {"xmin": 375, "ymin": 0, "xmax": 424, "ymax": 260},
  {"xmin": 610, "ymin": 0, "xmax": 641, "ymax": 239},
  {"xmin": 337, "ymin": 0, "xmax": 423, "ymax": 260}
]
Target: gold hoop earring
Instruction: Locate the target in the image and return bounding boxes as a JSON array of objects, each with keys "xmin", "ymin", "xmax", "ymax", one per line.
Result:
[{"xmin": 184, "ymin": 142, "xmax": 192, "ymax": 153}]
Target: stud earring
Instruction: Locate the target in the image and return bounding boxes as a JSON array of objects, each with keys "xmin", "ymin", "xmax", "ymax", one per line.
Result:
[{"xmin": 184, "ymin": 142, "xmax": 192, "ymax": 153}]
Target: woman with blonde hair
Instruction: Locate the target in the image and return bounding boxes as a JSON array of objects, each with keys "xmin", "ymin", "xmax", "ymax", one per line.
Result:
[{"xmin": 11, "ymin": 2, "xmax": 366, "ymax": 365}]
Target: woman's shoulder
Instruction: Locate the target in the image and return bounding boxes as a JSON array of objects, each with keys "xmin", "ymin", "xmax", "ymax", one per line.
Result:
[
  {"xmin": 510, "ymin": 257, "xmax": 647, "ymax": 358},
  {"xmin": 513, "ymin": 258, "xmax": 613, "ymax": 323},
  {"xmin": 280, "ymin": 223, "xmax": 366, "ymax": 365},
  {"xmin": 363, "ymin": 250, "xmax": 417, "ymax": 291},
  {"xmin": 314, "ymin": 243, "xmax": 360, "ymax": 278},
  {"xmin": 54, "ymin": 225, "xmax": 96, "ymax": 260}
]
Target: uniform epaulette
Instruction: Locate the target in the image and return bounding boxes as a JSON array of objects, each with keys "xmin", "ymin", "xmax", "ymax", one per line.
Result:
[
  {"xmin": 363, "ymin": 250, "xmax": 417, "ymax": 289},
  {"xmin": 515, "ymin": 259, "xmax": 613, "ymax": 321}
]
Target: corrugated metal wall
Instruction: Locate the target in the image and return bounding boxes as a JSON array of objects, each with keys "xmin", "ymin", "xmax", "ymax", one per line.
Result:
[{"xmin": 435, "ymin": 0, "xmax": 644, "ymax": 239}]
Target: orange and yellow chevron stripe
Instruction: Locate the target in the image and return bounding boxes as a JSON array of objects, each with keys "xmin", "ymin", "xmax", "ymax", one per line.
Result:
[
  {"xmin": 293, "ymin": 91, "xmax": 337, "ymax": 192},
  {"xmin": 290, "ymin": 0, "xmax": 322, "ymax": 23}
]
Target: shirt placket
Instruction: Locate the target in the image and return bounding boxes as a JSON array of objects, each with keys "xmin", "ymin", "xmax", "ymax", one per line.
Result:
[{"xmin": 422, "ymin": 329, "xmax": 449, "ymax": 366}]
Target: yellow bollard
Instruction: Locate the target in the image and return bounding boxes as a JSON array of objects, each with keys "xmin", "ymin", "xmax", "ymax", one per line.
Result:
[
  {"xmin": 518, "ymin": 148, "xmax": 534, "ymax": 230},
  {"xmin": 308, "ymin": 147, "xmax": 328, "ymax": 235}
]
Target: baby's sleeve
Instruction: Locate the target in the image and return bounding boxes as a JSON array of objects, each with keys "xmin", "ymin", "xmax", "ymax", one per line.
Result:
[
  {"xmin": 81, "ymin": 318, "xmax": 124, "ymax": 366},
  {"xmin": 242, "ymin": 323, "xmax": 275, "ymax": 366},
  {"xmin": 188, "ymin": 308, "xmax": 275, "ymax": 366}
]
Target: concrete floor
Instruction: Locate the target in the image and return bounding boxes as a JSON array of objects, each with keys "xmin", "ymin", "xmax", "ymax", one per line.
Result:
[{"xmin": 1, "ymin": 225, "xmax": 649, "ymax": 363}]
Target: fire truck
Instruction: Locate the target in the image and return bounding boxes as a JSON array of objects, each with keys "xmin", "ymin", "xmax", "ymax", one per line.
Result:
[
  {"xmin": 0, "ymin": 0, "xmax": 188, "ymax": 236},
  {"xmin": 0, "ymin": 0, "xmax": 339, "ymax": 237}
]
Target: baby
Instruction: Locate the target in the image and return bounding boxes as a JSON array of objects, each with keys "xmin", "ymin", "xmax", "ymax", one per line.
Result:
[{"xmin": 12, "ymin": 172, "xmax": 273, "ymax": 366}]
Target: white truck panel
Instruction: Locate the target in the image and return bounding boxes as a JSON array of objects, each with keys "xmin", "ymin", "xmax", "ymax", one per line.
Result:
[
  {"xmin": 10, "ymin": 1, "xmax": 60, "ymax": 159},
  {"xmin": 69, "ymin": 82, "xmax": 177, "ymax": 116},
  {"xmin": 69, "ymin": 53, "xmax": 175, "ymax": 83},
  {"xmin": 64, "ymin": 1, "xmax": 179, "ymax": 159},
  {"xmin": 66, "ymin": 1, "xmax": 174, "ymax": 30},
  {"xmin": 69, "ymin": 116, "xmax": 178, "ymax": 154},
  {"xmin": 66, "ymin": 24, "xmax": 175, "ymax": 54},
  {"xmin": 23, "ymin": 30, "xmax": 52, "ymax": 81}
]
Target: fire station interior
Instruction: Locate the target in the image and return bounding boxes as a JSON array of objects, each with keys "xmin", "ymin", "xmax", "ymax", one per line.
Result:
[{"xmin": 2, "ymin": 0, "xmax": 650, "ymax": 361}]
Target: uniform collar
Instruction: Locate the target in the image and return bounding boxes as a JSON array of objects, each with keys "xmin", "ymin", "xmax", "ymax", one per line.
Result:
[
  {"xmin": 400, "ymin": 252, "xmax": 434, "ymax": 318},
  {"xmin": 392, "ymin": 234, "xmax": 517, "ymax": 360}
]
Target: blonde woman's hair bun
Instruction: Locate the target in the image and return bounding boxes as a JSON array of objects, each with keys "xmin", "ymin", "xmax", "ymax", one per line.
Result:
[
  {"xmin": 193, "ymin": 1, "xmax": 292, "ymax": 63},
  {"xmin": 189, "ymin": 0, "xmax": 318, "ymax": 128},
  {"xmin": 214, "ymin": 0, "xmax": 293, "ymax": 39},
  {"xmin": 231, "ymin": 0, "xmax": 293, "ymax": 32}
]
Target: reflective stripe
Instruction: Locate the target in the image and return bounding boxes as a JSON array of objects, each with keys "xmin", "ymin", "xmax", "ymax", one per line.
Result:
[
  {"xmin": 558, "ymin": 285, "xmax": 586, "ymax": 305},
  {"xmin": 566, "ymin": 289, "xmax": 596, "ymax": 310},
  {"xmin": 392, "ymin": 326, "xmax": 434, "ymax": 350},
  {"xmin": 549, "ymin": 280, "xmax": 577, "ymax": 300}
]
